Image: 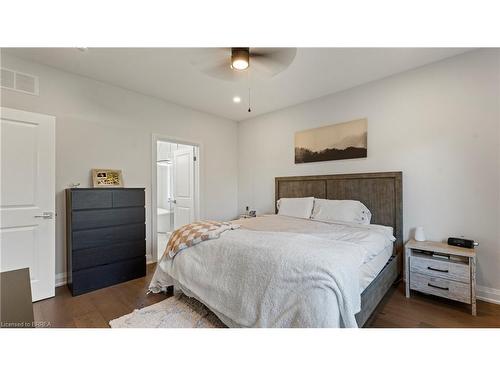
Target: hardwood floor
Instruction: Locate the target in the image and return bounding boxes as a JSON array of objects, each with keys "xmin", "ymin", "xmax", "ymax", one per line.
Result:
[
  {"xmin": 368, "ymin": 283, "xmax": 500, "ymax": 328},
  {"xmin": 33, "ymin": 263, "xmax": 500, "ymax": 328},
  {"xmin": 33, "ymin": 263, "xmax": 168, "ymax": 328}
]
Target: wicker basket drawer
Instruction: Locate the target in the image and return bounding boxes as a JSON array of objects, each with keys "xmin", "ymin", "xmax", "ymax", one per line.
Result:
[
  {"xmin": 410, "ymin": 272, "xmax": 471, "ymax": 304},
  {"xmin": 410, "ymin": 255, "xmax": 469, "ymax": 283}
]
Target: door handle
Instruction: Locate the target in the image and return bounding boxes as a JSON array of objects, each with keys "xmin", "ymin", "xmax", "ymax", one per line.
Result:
[
  {"xmin": 169, "ymin": 199, "xmax": 177, "ymax": 204},
  {"xmin": 34, "ymin": 212, "xmax": 54, "ymax": 219}
]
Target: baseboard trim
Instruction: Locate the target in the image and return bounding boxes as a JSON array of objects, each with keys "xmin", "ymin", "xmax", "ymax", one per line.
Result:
[
  {"xmin": 477, "ymin": 285, "xmax": 500, "ymax": 305},
  {"xmin": 146, "ymin": 254, "xmax": 155, "ymax": 264},
  {"xmin": 55, "ymin": 272, "xmax": 67, "ymax": 287}
]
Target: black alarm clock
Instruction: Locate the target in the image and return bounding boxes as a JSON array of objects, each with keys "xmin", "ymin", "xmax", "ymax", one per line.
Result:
[{"xmin": 447, "ymin": 237, "xmax": 478, "ymax": 249}]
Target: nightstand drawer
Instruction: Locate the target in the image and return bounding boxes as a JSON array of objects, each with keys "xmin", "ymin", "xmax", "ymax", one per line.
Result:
[
  {"xmin": 410, "ymin": 255, "xmax": 469, "ymax": 283},
  {"xmin": 410, "ymin": 272, "xmax": 471, "ymax": 304}
]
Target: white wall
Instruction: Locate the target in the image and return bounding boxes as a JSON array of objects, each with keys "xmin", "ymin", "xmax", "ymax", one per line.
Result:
[
  {"xmin": 0, "ymin": 52, "xmax": 239, "ymax": 278},
  {"xmin": 238, "ymin": 49, "xmax": 500, "ymax": 296}
]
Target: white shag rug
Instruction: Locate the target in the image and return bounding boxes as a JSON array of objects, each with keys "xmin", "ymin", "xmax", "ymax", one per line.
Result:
[{"xmin": 109, "ymin": 293, "xmax": 226, "ymax": 328}]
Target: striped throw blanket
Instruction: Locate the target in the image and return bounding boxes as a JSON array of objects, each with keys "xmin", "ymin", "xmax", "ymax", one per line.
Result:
[{"xmin": 166, "ymin": 220, "xmax": 240, "ymax": 258}]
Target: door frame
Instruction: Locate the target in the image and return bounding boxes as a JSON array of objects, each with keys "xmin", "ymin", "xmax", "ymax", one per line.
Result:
[{"xmin": 150, "ymin": 134, "xmax": 201, "ymax": 263}]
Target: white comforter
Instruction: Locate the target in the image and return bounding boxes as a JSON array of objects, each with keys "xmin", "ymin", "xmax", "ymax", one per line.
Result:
[{"xmin": 149, "ymin": 215, "xmax": 395, "ymax": 328}]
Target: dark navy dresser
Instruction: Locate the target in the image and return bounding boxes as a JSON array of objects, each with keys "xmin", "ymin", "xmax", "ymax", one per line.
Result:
[{"xmin": 65, "ymin": 188, "xmax": 146, "ymax": 296}]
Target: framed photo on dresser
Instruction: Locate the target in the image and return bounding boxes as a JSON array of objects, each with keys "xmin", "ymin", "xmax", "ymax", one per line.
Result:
[{"xmin": 91, "ymin": 169, "xmax": 123, "ymax": 187}]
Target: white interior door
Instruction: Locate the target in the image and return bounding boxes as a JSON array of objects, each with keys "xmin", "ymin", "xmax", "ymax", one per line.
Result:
[
  {"xmin": 0, "ymin": 107, "xmax": 55, "ymax": 302},
  {"xmin": 172, "ymin": 147, "xmax": 194, "ymax": 229}
]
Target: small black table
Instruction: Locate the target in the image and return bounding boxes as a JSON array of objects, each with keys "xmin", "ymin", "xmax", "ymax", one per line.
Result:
[{"xmin": 1, "ymin": 268, "xmax": 35, "ymax": 328}]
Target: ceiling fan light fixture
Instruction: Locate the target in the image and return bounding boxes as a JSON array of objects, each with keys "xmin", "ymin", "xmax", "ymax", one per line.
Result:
[{"xmin": 231, "ymin": 48, "xmax": 250, "ymax": 71}]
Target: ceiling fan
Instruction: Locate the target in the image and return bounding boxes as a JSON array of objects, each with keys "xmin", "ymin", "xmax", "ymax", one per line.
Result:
[{"xmin": 190, "ymin": 47, "xmax": 297, "ymax": 81}]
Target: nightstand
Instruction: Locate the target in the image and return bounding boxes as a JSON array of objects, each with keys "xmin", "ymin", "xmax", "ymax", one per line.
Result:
[{"xmin": 405, "ymin": 239, "xmax": 477, "ymax": 316}]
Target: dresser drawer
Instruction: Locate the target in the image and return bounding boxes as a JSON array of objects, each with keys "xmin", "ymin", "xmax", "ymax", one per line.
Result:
[
  {"xmin": 71, "ymin": 190, "xmax": 113, "ymax": 210},
  {"xmin": 72, "ymin": 240, "xmax": 146, "ymax": 271},
  {"xmin": 72, "ymin": 207, "xmax": 145, "ymax": 230},
  {"xmin": 72, "ymin": 223, "xmax": 145, "ymax": 250},
  {"xmin": 410, "ymin": 255, "xmax": 469, "ymax": 283},
  {"xmin": 410, "ymin": 272, "xmax": 471, "ymax": 304},
  {"xmin": 112, "ymin": 189, "xmax": 145, "ymax": 208},
  {"xmin": 70, "ymin": 256, "xmax": 146, "ymax": 296}
]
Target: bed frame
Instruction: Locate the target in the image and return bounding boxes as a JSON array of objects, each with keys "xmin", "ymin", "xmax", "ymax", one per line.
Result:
[{"xmin": 275, "ymin": 172, "xmax": 403, "ymax": 327}]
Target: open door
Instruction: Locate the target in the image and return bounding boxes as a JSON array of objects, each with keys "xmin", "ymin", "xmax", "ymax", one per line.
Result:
[
  {"xmin": 0, "ymin": 107, "xmax": 56, "ymax": 301},
  {"xmin": 172, "ymin": 147, "xmax": 195, "ymax": 229}
]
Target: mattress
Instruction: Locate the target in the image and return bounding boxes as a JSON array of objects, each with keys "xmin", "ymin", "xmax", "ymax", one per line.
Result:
[
  {"xmin": 235, "ymin": 214, "xmax": 394, "ymax": 261},
  {"xmin": 235, "ymin": 215, "xmax": 395, "ymax": 293},
  {"xmin": 359, "ymin": 243, "xmax": 393, "ymax": 292}
]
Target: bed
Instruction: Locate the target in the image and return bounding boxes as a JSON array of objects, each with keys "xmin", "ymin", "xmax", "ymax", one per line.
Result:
[
  {"xmin": 275, "ymin": 172, "xmax": 403, "ymax": 326},
  {"xmin": 149, "ymin": 172, "xmax": 403, "ymax": 327}
]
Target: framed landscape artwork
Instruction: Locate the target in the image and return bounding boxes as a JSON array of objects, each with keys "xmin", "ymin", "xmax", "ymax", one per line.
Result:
[
  {"xmin": 91, "ymin": 169, "xmax": 123, "ymax": 187},
  {"xmin": 295, "ymin": 118, "xmax": 367, "ymax": 164}
]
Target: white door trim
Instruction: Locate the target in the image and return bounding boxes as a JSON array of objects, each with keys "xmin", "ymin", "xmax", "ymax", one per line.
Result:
[{"xmin": 150, "ymin": 134, "xmax": 201, "ymax": 263}]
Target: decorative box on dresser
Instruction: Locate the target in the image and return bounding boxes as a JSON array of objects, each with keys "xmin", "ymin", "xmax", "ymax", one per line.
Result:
[
  {"xmin": 405, "ymin": 239, "xmax": 476, "ymax": 315},
  {"xmin": 66, "ymin": 188, "xmax": 146, "ymax": 296}
]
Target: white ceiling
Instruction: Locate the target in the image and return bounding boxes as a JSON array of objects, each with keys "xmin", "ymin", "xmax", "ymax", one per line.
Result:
[{"xmin": 5, "ymin": 48, "xmax": 471, "ymax": 121}]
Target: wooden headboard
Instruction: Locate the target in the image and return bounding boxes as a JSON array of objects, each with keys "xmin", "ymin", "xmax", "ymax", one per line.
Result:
[{"xmin": 275, "ymin": 172, "xmax": 403, "ymax": 263}]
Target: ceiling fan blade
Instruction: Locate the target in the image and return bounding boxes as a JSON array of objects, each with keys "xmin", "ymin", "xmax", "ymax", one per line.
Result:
[
  {"xmin": 250, "ymin": 48, "xmax": 297, "ymax": 77},
  {"xmin": 190, "ymin": 48, "xmax": 230, "ymax": 71},
  {"xmin": 190, "ymin": 48, "xmax": 248, "ymax": 81},
  {"xmin": 202, "ymin": 63, "xmax": 248, "ymax": 82}
]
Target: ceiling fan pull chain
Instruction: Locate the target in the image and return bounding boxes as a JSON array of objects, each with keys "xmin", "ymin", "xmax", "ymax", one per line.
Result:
[
  {"xmin": 247, "ymin": 70, "xmax": 252, "ymax": 113},
  {"xmin": 248, "ymin": 87, "xmax": 251, "ymax": 113}
]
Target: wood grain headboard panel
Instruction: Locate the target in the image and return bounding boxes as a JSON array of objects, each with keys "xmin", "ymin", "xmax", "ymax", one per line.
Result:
[{"xmin": 275, "ymin": 172, "xmax": 403, "ymax": 265}]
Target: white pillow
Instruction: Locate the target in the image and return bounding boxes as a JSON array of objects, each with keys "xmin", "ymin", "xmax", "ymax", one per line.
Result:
[
  {"xmin": 277, "ymin": 197, "xmax": 315, "ymax": 219},
  {"xmin": 311, "ymin": 199, "xmax": 372, "ymax": 224}
]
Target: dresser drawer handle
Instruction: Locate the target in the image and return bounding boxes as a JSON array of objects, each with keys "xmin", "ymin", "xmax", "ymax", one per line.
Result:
[
  {"xmin": 427, "ymin": 266, "xmax": 448, "ymax": 273},
  {"xmin": 428, "ymin": 283, "xmax": 449, "ymax": 291}
]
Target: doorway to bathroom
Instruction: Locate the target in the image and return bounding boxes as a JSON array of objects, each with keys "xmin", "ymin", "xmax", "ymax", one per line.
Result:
[{"xmin": 152, "ymin": 137, "xmax": 200, "ymax": 262}]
